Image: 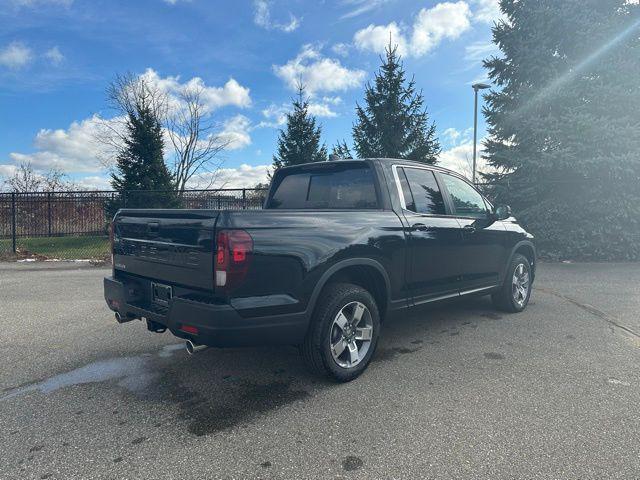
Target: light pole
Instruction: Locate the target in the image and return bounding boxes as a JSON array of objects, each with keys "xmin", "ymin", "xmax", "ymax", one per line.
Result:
[{"xmin": 471, "ymin": 82, "xmax": 490, "ymax": 184}]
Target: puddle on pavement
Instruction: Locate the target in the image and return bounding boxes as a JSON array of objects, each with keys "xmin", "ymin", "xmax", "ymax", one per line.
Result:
[
  {"xmin": 0, "ymin": 342, "xmax": 313, "ymax": 437},
  {"xmin": 0, "ymin": 344, "xmax": 185, "ymax": 401}
]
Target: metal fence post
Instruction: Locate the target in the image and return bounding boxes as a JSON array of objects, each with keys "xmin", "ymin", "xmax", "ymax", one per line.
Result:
[
  {"xmin": 47, "ymin": 192, "xmax": 53, "ymax": 237},
  {"xmin": 242, "ymin": 189, "xmax": 247, "ymax": 210},
  {"xmin": 11, "ymin": 192, "xmax": 17, "ymax": 253}
]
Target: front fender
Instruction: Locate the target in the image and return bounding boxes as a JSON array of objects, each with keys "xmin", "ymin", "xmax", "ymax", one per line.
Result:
[{"xmin": 501, "ymin": 240, "xmax": 537, "ymax": 284}]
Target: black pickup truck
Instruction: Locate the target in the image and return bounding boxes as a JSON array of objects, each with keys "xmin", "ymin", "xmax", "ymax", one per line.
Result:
[{"xmin": 105, "ymin": 158, "xmax": 535, "ymax": 381}]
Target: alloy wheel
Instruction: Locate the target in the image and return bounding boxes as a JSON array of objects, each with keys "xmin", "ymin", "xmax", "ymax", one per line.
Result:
[
  {"xmin": 512, "ymin": 263, "xmax": 530, "ymax": 308},
  {"xmin": 329, "ymin": 301, "xmax": 373, "ymax": 369}
]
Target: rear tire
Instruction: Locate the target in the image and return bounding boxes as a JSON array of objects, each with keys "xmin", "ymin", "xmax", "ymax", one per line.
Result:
[
  {"xmin": 301, "ymin": 283, "xmax": 380, "ymax": 382},
  {"xmin": 492, "ymin": 253, "xmax": 532, "ymax": 313}
]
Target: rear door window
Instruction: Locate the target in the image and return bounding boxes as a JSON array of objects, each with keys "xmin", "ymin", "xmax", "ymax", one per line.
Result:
[
  {"xmin": 399, "ymin": 167, "xmax": 446, "ymax": 215},
  {"xmin": 269, "ymin": 164, "xmax": 378, "ymax": 209}
]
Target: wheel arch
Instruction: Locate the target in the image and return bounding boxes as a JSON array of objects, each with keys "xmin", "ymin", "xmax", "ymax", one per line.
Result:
[
  {"xmin": 506, "ymin": 240, "xmax": 536, "ymax": 282},
  {"xmin": 307, "ymin": 258, "xmax": 391, "ymax": 322}
]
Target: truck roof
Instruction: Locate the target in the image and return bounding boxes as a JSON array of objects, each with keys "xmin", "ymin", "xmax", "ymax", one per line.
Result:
[{"xmin": 275, "ymin": 158, "xmax": 466, "ymax": 179}]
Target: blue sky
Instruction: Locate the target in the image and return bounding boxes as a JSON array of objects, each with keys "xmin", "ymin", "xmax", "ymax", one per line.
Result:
[{"xmin": 0, "ymin": 0, "xmax": 500, "ymax": 189}]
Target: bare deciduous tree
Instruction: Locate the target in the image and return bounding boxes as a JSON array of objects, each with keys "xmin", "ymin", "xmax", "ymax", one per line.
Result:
[
  {"xmin": 167, "ymin": 84, "xmax": 228, "ymax": 193},
  {"xmin": 94, "ymin": 73, "xmax": 168, "ymax": 169},
  {"xmin": 2, "ymin": 162, "xmax": 74, "ymax": 193},
  {"xmin": 94, "ymin": 72, "xmax": 229, "ymax": 193}
]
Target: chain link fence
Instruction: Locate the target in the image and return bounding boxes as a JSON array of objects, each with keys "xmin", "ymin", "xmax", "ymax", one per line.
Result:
[{"xmin": 0, "ymin": 188, "xmax": 267, "ymax": 261}]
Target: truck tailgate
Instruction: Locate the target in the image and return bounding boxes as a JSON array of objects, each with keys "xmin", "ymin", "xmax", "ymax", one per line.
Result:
[{"xmin": 113, "ymin": 209, "xmax": 217, "ymax": 291}]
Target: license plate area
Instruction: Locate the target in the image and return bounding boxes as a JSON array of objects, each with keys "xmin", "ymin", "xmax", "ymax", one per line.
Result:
[{"xmin": 151, "ymin": 282, "xmax": 173, "ymax": 306}]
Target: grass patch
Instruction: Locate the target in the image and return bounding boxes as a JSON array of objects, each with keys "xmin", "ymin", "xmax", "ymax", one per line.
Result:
[{"xmin": 0, "ymin": 235, "xmax": 110, "ymax": 260}]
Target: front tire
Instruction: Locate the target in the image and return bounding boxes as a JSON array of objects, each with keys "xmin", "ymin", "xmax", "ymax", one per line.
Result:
[
  {"xmin": 492, "ymin": 253, "xmax": 532, "ymax": 313},
  {"xmin": 301, "ymin": 283, "xmax": 380, "ymax": 382}
]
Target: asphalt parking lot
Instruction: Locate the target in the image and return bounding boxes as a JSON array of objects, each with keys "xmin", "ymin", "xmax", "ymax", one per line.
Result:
[{"xmin": 1, "ymin": 262, "xmax": 639, "ymax": 479}]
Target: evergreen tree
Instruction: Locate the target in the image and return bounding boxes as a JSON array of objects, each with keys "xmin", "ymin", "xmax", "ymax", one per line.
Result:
[
  {"xmin": 331, "ymin": 140, "xmax": 353, "ymax": 159},
  {"xmin": 483, "ymin": 0, "xmax": 640, "ymax": 260},
  {"xmin": 108, "ymin": 95, "xmax": 176, "ymax": 215},
  {"xmin": 353, "ymin": 43, "xmax": 440, "ymax": 163},
  {"xmin": 272, "ymin": 86, "xmax": 328, "ymax": 170}
]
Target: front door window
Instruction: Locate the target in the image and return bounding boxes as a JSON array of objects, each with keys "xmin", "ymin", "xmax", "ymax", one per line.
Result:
[{"xmin": 440, "ymin": 174, "xmax": 488, "ymax": 218}]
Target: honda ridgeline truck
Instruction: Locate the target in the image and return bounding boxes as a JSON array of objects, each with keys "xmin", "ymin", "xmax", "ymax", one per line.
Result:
[{"xmin": 104, "ymin": 159, "xmax": 535, "ymax": 381}]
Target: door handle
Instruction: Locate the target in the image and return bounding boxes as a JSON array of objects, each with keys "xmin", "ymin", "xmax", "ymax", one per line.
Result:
[
  {"xmin": 462, "ymin": 225, "xmax": 476, "ymax": 233},
  {"xmin": 411, "ymin": 223, "xmax": 429, "ymax": 231}
]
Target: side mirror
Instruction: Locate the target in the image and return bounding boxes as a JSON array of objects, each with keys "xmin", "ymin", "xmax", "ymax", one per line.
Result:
[{"xmin": 494, "ymin": 205, "xmax": 512, "ymax": 221}]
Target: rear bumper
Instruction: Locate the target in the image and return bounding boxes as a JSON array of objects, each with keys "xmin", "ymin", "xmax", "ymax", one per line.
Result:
[{"xmin": 104, "ymin": 276, "xmax": 309, "ymax": 347}]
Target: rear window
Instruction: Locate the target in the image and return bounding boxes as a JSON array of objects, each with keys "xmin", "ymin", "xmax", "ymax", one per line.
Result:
[
  {"xmin": 268, "ymin": 164, "xmax": 379, "ymax": 209},
  {"xmin": 399, "ymin": 167, "xmax": 446, "ymax": 215}
]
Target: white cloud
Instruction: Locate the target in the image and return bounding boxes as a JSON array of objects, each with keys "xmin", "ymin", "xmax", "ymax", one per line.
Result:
[
  {"xmin": 7, "ymin": 165, "xmax": 269, "ymax": 193},
  {"xmin": 258, "ymin": 103, "xmax": 289, "ymax": 128},
  {"xmin": 5, "ymin": 68, "xmax": 252, "ymax": 184},
  {"xmin": 259, "ymin": 95, "xmax": 341, "ymax": 128},
  {"xmin": 0, "ymin": 42, "xmax": 33, "ymax": 69},
  {"xmin": 464, "ymin": 40, "xmax": 498, "ymax": 63},
  {"xmin": 438, "ymin": 139, "xmax": 489, "ymax": 179},
  {"xmin": 353, "ymin": 22, "xmax": 408, "ymax": 57},
  {"xmin": 253, "ymin": 0, "xmax": 300, "ymax": 33},
  {"xmin": 7, "ymin": 111, "xmax": 252, "ymax": 181},
  {"xmin": 74, "ymin": 175, "xmax": 111, "ymax": 190},
  {"xmin": 331, "ymin": 43, "xmax": 350, "ymax": 57},
  {"xmin": 441, "ymin": 127, "xmax": 473, "ymax": 148},
  {"xmin": 340, "ymin": 0, "xmax": 391, "ymax": 20},
  {"xmin": 412, "ymin": 1, "xmax": 472, "ymax": 56},
  {"xmin": 472, "ymin": 0, "xmax": 502, "ymax": 24},
  {"xmin": 8, "ymin": 115, "xmax": 115, "ymax": 173},
  {"xmin": 217, "ymin": 163, "xmax": 270, "ymax": 188},
  {"xmin": 273, "ymin": 45, "xmax": 366, "ymax": 94},
  {"xmin": 442, "ymin": 127, "xmax": 461, "ymax": 144},
  {"xmin": 44, "ymin": 46, "xmax": 65, "ymax": 66},
  {"xmin": 308, "ymin": 103, "xmax": 337, "ymax": 118},
  {"xmin": 188, "ymin": 163, "xmax": 270, "ymax": 189},
  {"xmin": 1, "ymin": 42, "xmax": 69, "ymax": 70},
  {"xmin": 353, "ymin": 1, "xmax": 472, "ymax": 57},
  {"xmin": 140, "ymin": 68, "xmax": 251, "ymax": 113},
  {"xmin": 0, "ymin": 164, "xmax": 18, "ymax": 179},
  {"xmin": 217, "ymin": 115, "xmax": 252, "ymax": 150},
  {"xmin": 321, "ymin": 96, "xmax": 342, "ymax": 105},
  {"xmin": 439, "ymin": 141, "xmax": 474, "ymax": 177}
]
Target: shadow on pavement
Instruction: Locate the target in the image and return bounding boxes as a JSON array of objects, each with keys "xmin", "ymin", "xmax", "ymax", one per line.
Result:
[{"xmin": 2, "ymin": 294, "xmax": 507, "ymax": 437}]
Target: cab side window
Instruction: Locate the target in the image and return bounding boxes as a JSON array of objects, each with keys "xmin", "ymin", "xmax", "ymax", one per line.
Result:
[
  {"xmin": 399, "ymin": 167, "xmax": 446, "ymax": 215},
  {"xmin": 440, "ymin": 174, "xmax": 488, "ymax": 218}
]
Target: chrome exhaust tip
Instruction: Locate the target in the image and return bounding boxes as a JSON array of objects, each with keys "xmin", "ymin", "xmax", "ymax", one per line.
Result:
[
  {"xmin": 185, "ymin": 340, "xmax": 208, "ymax": 355},
  {"xmin": 115, "ymin": 312, "xmax": 124, "ymax": 323}
]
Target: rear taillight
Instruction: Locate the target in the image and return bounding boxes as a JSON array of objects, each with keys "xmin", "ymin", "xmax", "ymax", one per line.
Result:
[{"xmin": 215, "ymin": 229, "xmax": 253, "ymax": 291}]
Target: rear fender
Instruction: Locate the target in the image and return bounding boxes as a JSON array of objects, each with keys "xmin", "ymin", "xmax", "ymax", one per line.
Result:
[{"xmin": 306, "ymin": 258, "xmax": 392, "ymax": 318}]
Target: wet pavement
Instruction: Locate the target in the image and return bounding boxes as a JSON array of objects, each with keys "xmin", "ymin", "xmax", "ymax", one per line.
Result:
[{"xmin": 1, "ymin": 262, "xmax": 639, "ymax": 479}]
